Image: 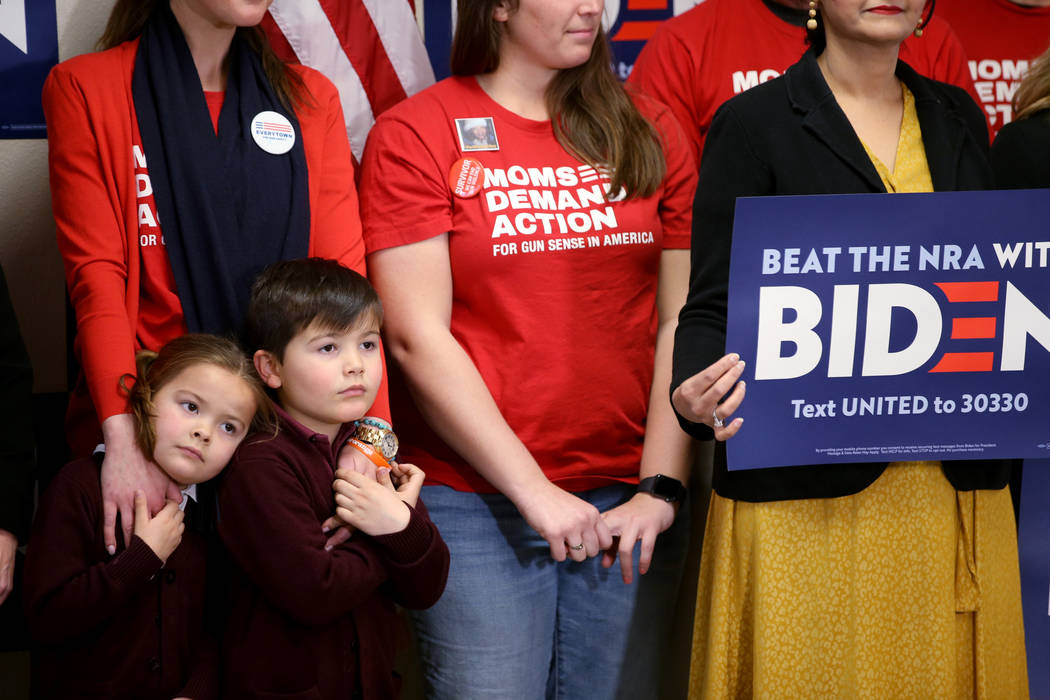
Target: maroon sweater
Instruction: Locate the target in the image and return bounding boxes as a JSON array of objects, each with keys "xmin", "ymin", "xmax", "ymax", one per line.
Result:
[
  {"xmin": 23, "ymin": 457, "xmax": 215, "ymax": 700},
  {"xmin": 217, "ymin": 407, "xmax": 449, "ymax": 699}
]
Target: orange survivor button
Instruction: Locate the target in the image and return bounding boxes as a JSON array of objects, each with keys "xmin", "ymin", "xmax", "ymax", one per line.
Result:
[{"xmin": 448, "ymin": 157, "xmax": 484, "ymax": 198}]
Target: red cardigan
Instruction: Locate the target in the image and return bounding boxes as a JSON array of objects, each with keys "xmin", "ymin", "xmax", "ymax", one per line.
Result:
[
  {"xmin": 217, "ymin": 407, "xmax": 449, "ymax": 699},
  {"xmin": 44, "ymin": 39, "xmax": 387, "ymax": 453},
  {"xmin": 23, "ymin": 457, "xmax": 216, "ymax": 700}
]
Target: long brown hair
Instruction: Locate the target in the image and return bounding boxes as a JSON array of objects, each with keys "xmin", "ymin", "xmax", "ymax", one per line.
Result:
[
  {"xmin": 98, "ymin": 0, "xmax": 307, "ymax": 111},
  {"xmin": 450, "ymin": 1, "xmax": 665, "ymax": 199},
  {"xmin": 1014, "ymin": 43, "xmax": 1050, "ymax": 121},
  {"xmin": 122, "ymin": 334, "xmax": 277, "ymax": 459}
]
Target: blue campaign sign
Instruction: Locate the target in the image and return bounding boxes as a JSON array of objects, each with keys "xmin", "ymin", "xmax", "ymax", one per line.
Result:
[
  {"xmin": 0, "ymin": 0, "xmax": 58, "ymax": 139},
  {"xmin": 723, "ymin": 189, "xmax": 1050, "ymax": 470},
  {"xmin": 1019, "ymin": 461, "xmax": 1050, "ymax": 698}
]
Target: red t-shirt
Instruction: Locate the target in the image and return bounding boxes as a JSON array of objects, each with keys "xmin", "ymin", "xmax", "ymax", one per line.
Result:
[
  {"xmin": 359, "ymin": 77, "xmax": 696, "ymax": 492},
  {"xmin": 628, "ymin": 0, "xmax": 980, "ymax": 167},
  {"xmin": 939, "ymin": 0, "xmax": 1050, "ymax": 137}
]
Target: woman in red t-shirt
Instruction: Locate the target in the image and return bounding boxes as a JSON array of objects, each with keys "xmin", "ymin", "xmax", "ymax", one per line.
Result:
[
  {"xmin": 359, "ymin": 1, "xmax": 697, "ymax": 697},
  {"xmin": 45, "ymin": 0, "xmax": 371, "ymax": 554}
]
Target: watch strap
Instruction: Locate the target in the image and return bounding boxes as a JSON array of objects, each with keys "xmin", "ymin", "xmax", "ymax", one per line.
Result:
[
  {"xmin": 346, "ymin": 437, "xmax": 390, "ymax": 470},
  {"xmin": 637, "ymin": 474, "xmax": 687, "ymax": 503}
]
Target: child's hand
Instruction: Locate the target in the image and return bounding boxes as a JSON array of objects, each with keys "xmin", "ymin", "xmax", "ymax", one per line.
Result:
[
  {"xmin": 388, "ymin": 461, "xmax": 424, "ymax": 508},
  {"xmin": 132, "ymin": 491, "xmax": 184, "ymax": 565},
  {"xmin": 337, "ymin": 442, "xmax": 379, "ymax": 481},
  {"xmin": 333, "ymin": 470, "xmax": 410, "ymax": 536},
  {"xmin": 321, "ymin": 513, "xmax": 355, "ymax": 551}
]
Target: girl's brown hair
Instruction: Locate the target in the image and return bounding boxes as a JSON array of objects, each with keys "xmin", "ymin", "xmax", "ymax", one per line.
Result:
[
  {"xmin": 98, "ymin": 0, "xmax": 308, "ymax": 111},
  {"xmin": 122, "ymin": 334, "xmax": 276, "ymax": 458},
  {"xmin": 1014, "ymin": 43, "xmax": 1050, "ymax": 121},
  {"xmin": 450, "ymin": 1, "xmax": 665, "ymax": 199}
]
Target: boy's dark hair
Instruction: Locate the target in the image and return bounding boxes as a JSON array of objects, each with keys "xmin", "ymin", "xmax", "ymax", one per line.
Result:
[{"xmin": 245, "ymin": 258, "xmax": 383, "ymax": 359}]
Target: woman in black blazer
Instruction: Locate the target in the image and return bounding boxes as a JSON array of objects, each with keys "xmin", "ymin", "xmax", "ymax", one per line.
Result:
[
  {"xmin": 990, "ymin": 43, "xmax": 1050, "ymax": 523},
  {"xmin": 992, "ymin": 43, "xmax": 1050, "ymax": 190},
  {"xmin": 672, "ymin": 1, "xmax": 1028, "ymax": 696}
]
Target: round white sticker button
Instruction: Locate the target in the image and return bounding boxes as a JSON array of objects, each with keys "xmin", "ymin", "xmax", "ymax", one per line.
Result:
[{"xmin": 250, "ymin": 111, "xmax": 295, "ymax": 155}]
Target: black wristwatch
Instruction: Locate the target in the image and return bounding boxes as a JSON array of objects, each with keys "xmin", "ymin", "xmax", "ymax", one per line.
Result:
[{"xmin": 636, "ymin": 474, "xmax": 687, "ymax": 503}]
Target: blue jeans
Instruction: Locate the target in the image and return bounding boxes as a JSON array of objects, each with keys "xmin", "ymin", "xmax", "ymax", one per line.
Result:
[{"xmin": 410, "ymin": 483, "xmax": 690, "ymax": 700}]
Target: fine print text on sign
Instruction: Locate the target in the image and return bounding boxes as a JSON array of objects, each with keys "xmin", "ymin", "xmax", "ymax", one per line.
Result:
[{"xmin": 723, "ymin": 189, "xmax": 1050, "ymax": 470}]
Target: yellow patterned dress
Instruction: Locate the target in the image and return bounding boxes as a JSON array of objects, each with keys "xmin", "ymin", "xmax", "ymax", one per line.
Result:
[{"xmin": 688, "ymin": 86, "xmax": 1029, "ymax": 699}]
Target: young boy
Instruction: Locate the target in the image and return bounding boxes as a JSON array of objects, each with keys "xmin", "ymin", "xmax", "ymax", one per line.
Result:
[{"xmin": 219, "ymin": 258, "xmax": 449, "ymax": 699}]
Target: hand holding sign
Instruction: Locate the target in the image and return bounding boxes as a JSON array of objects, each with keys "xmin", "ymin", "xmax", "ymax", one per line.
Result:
[{"xmin": 671, "ymin": 352, "xmax": 747, "ymax": 440}]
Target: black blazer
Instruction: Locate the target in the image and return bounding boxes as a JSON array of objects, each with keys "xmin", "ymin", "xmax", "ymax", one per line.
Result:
[
  {"xmin": 991, "ymin": 110, "xmax": 1050, "ymax": 189},
  {"xmin": 672, "ymin": 49, "xmax": 1012, "ymax": 502}
]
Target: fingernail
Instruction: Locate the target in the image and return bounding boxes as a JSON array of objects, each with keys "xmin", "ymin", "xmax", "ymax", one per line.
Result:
[
  {"xmin": 107, "ymin": 545, "xmax": 115, "ymax": 556},
  {"xmin": 729, "ymin": 353, "xmax": 740, "ymax": 362},
  {"xmin": 321, "ymin": 525, "xmax": 330, "ymax": 533},
  {"xmin": 737, "ymin": 360, "xmax": 746, "ymax": 369}
]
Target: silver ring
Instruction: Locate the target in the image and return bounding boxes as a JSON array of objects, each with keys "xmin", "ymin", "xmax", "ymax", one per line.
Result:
[
  {"xmin": 713, "ymin": 408, "xmax": 725, "ymax": 428},
  {"xmin": 570, "ymin": 543, "xmax": 585, "ymax": 551}
]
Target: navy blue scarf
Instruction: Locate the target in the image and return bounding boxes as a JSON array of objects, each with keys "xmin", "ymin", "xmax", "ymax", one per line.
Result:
[{"xmin": 132, "ymin": 5, "xmax": 309, "ymax": 335}]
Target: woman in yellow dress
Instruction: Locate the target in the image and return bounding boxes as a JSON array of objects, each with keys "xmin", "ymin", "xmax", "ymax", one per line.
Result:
[{"xmin": 671, "ymin": 0, "xmax": 1029, "ymax": 697}]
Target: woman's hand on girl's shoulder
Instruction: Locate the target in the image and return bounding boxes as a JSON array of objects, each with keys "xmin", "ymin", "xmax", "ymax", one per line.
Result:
[
  {"xmin": 100, "ymin": 413, "xmax": 181, "ymax": 555},
  {"xmin": 671, "ymin": 353, "xmax": 747, "ymax": 441}
]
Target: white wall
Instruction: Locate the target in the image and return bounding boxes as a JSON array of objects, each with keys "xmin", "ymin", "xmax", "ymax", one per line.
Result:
[{"xmin": 0, "ymin": 0, "xmax": 115, "ymax": 393}]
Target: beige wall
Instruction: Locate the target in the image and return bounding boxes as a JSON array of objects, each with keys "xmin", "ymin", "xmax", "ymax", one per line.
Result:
[{"xmin": 0, "ymin": 0, "xmax": 116, "ymax": 393}]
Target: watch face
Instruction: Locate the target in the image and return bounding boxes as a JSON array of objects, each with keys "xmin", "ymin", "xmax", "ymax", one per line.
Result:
[
  {"xmin": 378, "ymin": 432, "xmax": 399, "ymax": 460},
  {"xmin": 355, "ymin": 425, "xmax": 399, "ymax": 460},
  {"xmin": 651, "ymin": 475, "xmax": 682, "ymax": 502}
]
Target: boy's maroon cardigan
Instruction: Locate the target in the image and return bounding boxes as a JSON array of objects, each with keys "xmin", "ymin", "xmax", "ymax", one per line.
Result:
[
  {"xmin": 217, "ymin": 405, "xmax": 450, "ymax": 699},
  {"xmin": 23, "ymin": 456, "xmax": 216, "ymax": 700}
]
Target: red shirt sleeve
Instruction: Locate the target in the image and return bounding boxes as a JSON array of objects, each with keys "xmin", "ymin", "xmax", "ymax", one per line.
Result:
[
  {"xmin": 358, "ymin": 112, "xmax": 454, "ymax": 254},
  {"xmin": 644, "ymin": 99, "xmax": 698, "ymax": 250},
  {"xmin": 629, "ymin": 24, "xmax": 705, "ymax": 169},
  {"xmin": 44, "ymin": 62, "xmax": 138, "ymax": 423}
]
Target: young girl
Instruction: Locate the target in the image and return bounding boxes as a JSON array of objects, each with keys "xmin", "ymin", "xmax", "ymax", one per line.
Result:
[{"xmin": 24, "ymin": 334, "xmax": 275, "ymax": 700}]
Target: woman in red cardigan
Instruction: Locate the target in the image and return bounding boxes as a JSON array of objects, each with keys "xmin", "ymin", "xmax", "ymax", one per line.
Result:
[{"xmin": 45, "ymin": 0, "xmax": 380, "ymax": 553}]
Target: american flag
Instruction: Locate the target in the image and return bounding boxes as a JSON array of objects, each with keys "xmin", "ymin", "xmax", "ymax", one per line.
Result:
[{"xmin": 262, "ymin": 0, "xmax": 436, "ymax": 162}]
